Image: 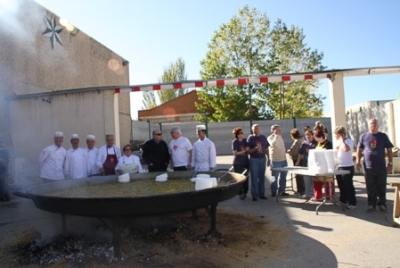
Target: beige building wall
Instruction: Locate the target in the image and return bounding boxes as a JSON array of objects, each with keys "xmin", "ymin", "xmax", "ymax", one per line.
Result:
[{"xmin": 0, "ymin": 1, "xmax": 130, "ymax": 178}]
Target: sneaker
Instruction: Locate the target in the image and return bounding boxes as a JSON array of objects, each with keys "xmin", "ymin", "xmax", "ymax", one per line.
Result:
[
  {"xmin": 346, "ymin": 205, "xmax": 356, "ymax": 210},
  {"xmin": 379, "ymin": 205, "xmax": 387, "ymax": 213},
  {"xmin": 336, "ymin": 201, "xmax": 347, "ymax": 206},
  {"xmin": 279, "ymin": 192, "xmax": 290, "ymax": 196},
  {"xmin": 259, "ymin": 195, "xmax": 268, "ymax": 200},
  {"xmin": 271, "ymin": 193, "xmax": 276, "ymax": 197},
  {"xmin": 252, "ymin": 197, "xmax": 257, "ymax": 201},
  {"xmin": 300, "ymin": 195, "xmax": 310, "ymax": 200},
  {"xmin": 240, "ymin": 193, "xmax": 247, "ymax": 200},
  {"xmin": 366, "ymin": 206, "xmax": 375, "ymax": 213}
]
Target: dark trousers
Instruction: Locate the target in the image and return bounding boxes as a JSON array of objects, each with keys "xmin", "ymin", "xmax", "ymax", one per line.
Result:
[
  {"xmin": 295, "ymin": 174, "xmax": 305, "ymax": 195},
  {"xmin": 174, "ymin": 166, "xmax": 187, "ymax": 171},
  {"xmin": 364, "ymin": 168, "xmax": 387, "ymax": 207},
  {"xmin": 336, "ymin": 166, "xmax": 356, "ymax": 206},
  {"xmin": 293, "ymin": 159, "xmax": 304, "ymax": 194},
  {"xmin": 149, "ymin": 164, "xmax": 168, "ymax": 172},
  {"xmin": 234, "ymin": 164, "xmax": 249, "ymax": 194}
]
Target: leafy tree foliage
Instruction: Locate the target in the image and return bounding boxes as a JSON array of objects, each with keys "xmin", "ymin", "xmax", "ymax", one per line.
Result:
[
  {"xmin": 261, "ymin": 19, "xmax": 325, "ymax": 118},
  {"xmin": 141, "ymin": 58, "xmax": 188, "ymax": 109},
  {"xmin": 196, "ymin": 5, "xmax": 325, "ymax": 122},
  {"xmin": 158, "ymin": 57, "xmax": 189, "ymax": 103}
]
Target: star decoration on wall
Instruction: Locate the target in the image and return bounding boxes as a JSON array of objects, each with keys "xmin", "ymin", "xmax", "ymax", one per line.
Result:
[{"xmin": 42, "ymin": 14, "xmax": 63, "ymax": 50}]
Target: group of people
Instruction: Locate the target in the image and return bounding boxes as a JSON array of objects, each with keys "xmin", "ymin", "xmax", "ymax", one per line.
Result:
[
  {"xmin": 232, "ymin": 119, "xmax": 394, "ymax": 213},
  {"xmin": 232, "ymin": 123, "xmax": 289, "ymax": 201},
  {"xmin": 167, "ymin": 125, "xmax": 216, "ymax": 172},
  {"xmin": 2, "ymin": 117, "xmax": 393, "ymax": 212},
  {"xmin": 37, "ymin": 124, "xmax": 217, "ymax": 182},
  {"xmin": 38, "ymin": 132, "xmax": 137, "ymax": 181}
]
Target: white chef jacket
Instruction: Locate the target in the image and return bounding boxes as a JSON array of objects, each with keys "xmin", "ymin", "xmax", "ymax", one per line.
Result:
[
  {"xmin": 96, "ymin": 145, "xmax": 121, "ymax": 170},
  {"xmin": 86, "ymin": 147, "xmax": 99, "ymax": 175},
  {"xmin": 115, "ymin": 155, "xmax": 144, "ymax": 173},
  {"xmin": 38, "ymin": 144, "xmax": 66, "ymax": 180},
  {"xmin": 65, "ymin": 147, "xmax": 90, "ymax": 179},
  {"xmin": 191, "ymin": 137, "xmax": 217, "ymax": 172},
  {"xmin": 169, "ymin": 136, "xmax": 193, "ymax": 167}
]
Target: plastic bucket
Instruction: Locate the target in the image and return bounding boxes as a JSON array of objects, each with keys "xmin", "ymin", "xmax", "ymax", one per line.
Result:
[{"xmin": 195, "ymin": 177, "xmax": 213, "ymax": 190}]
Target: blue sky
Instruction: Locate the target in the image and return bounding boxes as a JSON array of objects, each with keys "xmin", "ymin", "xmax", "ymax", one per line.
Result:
[{"xmin": 34, "ymin": 0, "xmax": 400, "ymax": 119}]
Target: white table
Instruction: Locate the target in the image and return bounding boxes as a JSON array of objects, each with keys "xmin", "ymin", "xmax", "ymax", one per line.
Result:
[{"xmin": 271, "ymin": 167, "xmax": 350, "ymax": 215}]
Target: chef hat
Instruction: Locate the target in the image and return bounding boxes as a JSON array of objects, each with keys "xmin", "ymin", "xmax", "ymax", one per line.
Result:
[
  {"xmin": 70, "ymin": 134, "xmax": 79, "ymax": 139},
  {"xmin": 86, "ymin": 134, "xmax": 96, "ymax": 140},
  {"xmin": 54, "ymin": 131, "xmax": 63, "ymax": 137},
  {"xmin": 196, "ymin": 125, "xmax": 206, "ymax": 131}
]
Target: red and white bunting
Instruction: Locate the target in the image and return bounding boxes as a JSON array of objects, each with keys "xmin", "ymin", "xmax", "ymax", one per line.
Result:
[{"xmin": 114, "ymin": 73, "xmax": 333, "ymax": 93}]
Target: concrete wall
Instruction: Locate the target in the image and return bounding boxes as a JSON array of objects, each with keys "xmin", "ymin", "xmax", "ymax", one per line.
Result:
[
  {"xmin": 346, "ymin": 99, "xmax": 400, "ymax": 150},
  {"xmin": 0, "ymin": 1, "xmax": 130, "ymax": 180}
]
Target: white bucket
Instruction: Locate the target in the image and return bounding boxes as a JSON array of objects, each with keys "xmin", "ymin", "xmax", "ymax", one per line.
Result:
[
  {"xmin": 325, "ymin": 149, "xmax": 338, "ymax": 172},
  {"xmin": 195, "ymin": 177, "xmax": 214, "ymax": 190},
  {"xmin": 155, "ymin": 173, "xmax": 168, "ymax": 182},
  {"xmin": 209, "ymin": 177, "xmax": 218, "ymax": 187},
  {"xmin": 118, "ymin": 173, "xmax": 130, "ymax": 183},
  {"xmin": 309, "ymin": 149, "xmax": 328, "ymax": 173},
  {"xmin": 196, "ymin": 174, "xmax": 211, "ymax": 178}
]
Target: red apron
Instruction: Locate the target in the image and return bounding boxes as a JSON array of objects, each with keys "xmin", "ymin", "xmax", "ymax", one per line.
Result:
[{"xmin": 103, "ymin": 147, "xmax": 118, "ymax": 175}]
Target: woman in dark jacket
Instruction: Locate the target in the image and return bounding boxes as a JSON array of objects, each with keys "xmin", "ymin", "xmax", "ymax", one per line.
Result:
[{"xmin": 231, "ymin": 127, "xmax": 249, "ymax": 200}]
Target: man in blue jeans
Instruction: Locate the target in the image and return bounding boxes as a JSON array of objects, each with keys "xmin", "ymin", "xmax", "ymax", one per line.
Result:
[
  {"xmin": 356, "ymin": 118, "xmax": 393, "ymax": 213},
  {"xmin": 268, "ymin": 124, "xmax": 289, "ymax": 196},
  {"xmin": 246, "ymin": 124, "xmax": 270, "ymax": 201}
]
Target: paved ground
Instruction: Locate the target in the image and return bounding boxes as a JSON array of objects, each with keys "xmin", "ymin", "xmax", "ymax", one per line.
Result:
[
  {"xmin": 216, "ymin": 155, "xmax": 400, "ymax": 268},
  {"xmin": 1, "ymin": 155, "xmax": 399, "ymax": 267}
]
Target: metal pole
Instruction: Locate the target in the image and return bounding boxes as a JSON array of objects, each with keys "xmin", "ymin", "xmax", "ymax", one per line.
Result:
[
  {"xmin": 293, "ymin": 116, "xmax": 297, "ymax": 128},
  {"xmin": 147, "ymin": 120, "xmax": 151, "ymax": 140},
  {"xmin": 159, "ymin": 122, "xmax": 162, "ymax": 132},
  {"xmin": 205, "ymin": 116, "xmax": 208, "ymax": 138},
  {"xmin": 249, "ymin": 87, "xmax": 253, "ymax": 134}
]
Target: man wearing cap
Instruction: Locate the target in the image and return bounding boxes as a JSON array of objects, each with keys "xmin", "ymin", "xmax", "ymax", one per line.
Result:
[
  {"xmin": 85, "ymin": 135, "xmax": 99, "ymax": 176},
  {"xmin": 192, "ymin": 125, "xmax": 217, "ymax": 172},
  {"xmin": 143, "ymin": 130, "xmax": 170, "ymax": 172},
  {"xmin": 97, "ymin": 134, "xmax": 121, "ymax": 175},
  {"xmin": 65, "ymin": 134, "xmax": 90, "ymax": 179},
  {"xmin": 38, "ymin": 131, "xmax": 67, "ymax": 180},
  {"xmin": 169, "ymin": 126, "xmax": 193, "ymax": 171},
  {"xmin": 268, "ymin": 124, "xmax": 289, "ymax": 196}
]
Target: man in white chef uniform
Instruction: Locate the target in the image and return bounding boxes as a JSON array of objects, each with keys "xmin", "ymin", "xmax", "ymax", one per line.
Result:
[
  {"xmin": 38, "ymin": 131, "xmax": 67, "ymax": 180},
  {"xmin": 65, "ymin": 134, "xmax": 90, "ymax": 179},
  {"xmin": 191, "ymin": 125, "xmax": 217, "ymax": 172},
  {"xmin": 85, "ymin": 135, "xmax": 99, "ymax": 176}
]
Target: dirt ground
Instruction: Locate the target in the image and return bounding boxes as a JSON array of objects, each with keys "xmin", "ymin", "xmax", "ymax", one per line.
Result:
[{"xmin": 0, "ymin": 208, "xmax": 288, "ymax": 267}]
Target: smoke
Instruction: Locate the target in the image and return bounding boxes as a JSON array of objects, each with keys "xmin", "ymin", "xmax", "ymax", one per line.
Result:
[
  {"xmin": 0, "ymin": 0, "xmax": 44, "ymax": 43},
  {"xmin": 0, "ymin": 0, "xmax": 78, "ymax": 173}
]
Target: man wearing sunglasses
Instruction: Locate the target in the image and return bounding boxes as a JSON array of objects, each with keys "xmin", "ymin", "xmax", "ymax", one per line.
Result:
[{"xmin": 143, "ymin": 130, "xmax": 170, "ymax": 172}]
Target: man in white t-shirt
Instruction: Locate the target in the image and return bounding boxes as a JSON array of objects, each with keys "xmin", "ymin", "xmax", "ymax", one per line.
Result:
[{"xmin": 169, "ymin": 126, "xmax": 193, "ymax": 171}]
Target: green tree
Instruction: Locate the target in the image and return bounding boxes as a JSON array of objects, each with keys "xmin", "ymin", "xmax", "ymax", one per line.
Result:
[
  {"xmin": 158, "ymin": 57, "xmax": 188, "ymax": 103},
  {"xmin": 196, "ymin": 5, "xmax": 325, "ymax": 122},
  {"xmin": 261, "ymin": 19, "xmax": 325, "ymax": 119}
]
